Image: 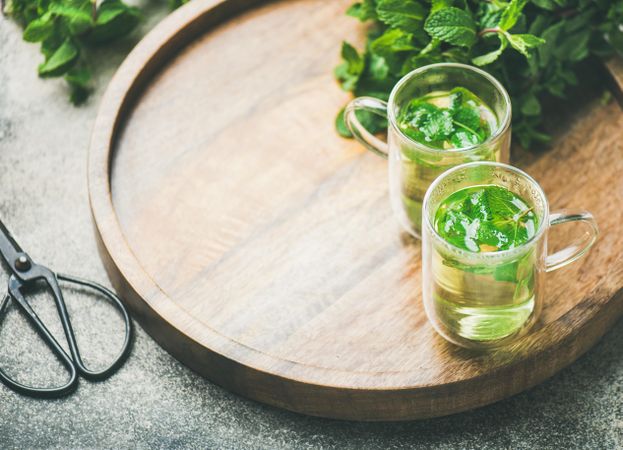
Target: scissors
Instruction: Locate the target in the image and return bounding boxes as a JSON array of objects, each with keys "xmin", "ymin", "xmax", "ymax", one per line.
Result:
[{"xmin": 0, "ymin": 219, "xmax": 132, "ymax": 398}]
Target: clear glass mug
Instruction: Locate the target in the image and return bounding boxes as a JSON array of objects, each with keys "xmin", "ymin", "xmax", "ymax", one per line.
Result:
[
  {"xmin": 422, "ymin": 162, "xmax": 599, "ymax": 349},
  {"xmin": 345, "ymin": 63, "xmax": 512, "ymax": 238}
]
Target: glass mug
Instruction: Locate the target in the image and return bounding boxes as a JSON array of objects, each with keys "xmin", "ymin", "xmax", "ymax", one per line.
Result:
[
  {"xmin": 345, "ymin": 63, "xmax": 512, "ymax": 238},
  {"xmin": 422, "ymin": 162, "xmax": 599, "ymax": 349}
]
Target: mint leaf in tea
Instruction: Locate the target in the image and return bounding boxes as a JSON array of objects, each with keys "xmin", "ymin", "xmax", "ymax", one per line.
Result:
[
  {"xmin": 397, "ymin": 87, "xmax": 496, "ymax": 150},
  {"xmin": 434, "ymin": 185, "xmax": 538, "ymax": 253}
]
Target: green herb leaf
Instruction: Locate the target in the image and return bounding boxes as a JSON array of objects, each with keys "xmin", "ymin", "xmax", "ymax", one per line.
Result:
[
  {"xmin": 505, "ymin": 33, "xmax": 545, "ymax": 58},
  {"xmin": 420, "ymin": 108, "xmax": 454, "ymax": 141},
  {"xmin": 498, "ymin": 0, "xmax": 528, "ymax": 31},
  {"xmin": 65, "ymin": 66, "xmax": 92, "ymax": 105},
  {"xmin": 65, "ymin": 66, "xmax": 91, "ymax": 87},
  {"xmin": 538, "ymin": 21, "xmax": 564, "ymax": 66},
  {"xmin": 335, "ymin": 41, "xmax": 365, "ymax": 91},
  {"xmin": 472, "ymin": 34, "xmax": 508, "ymax": 66},
  {"xmin": 554, "ymin": 29, "xmax": 591, "ymax": 61},
  {"xmin": 87, "ymin": 0, "xmax": 141, "ymax": 44},
  {"xmin": 49, "ymin": 4, "xmax": 93, "ymax": 35},
  {"xmin": 450, "ymin": 129, "xmax": 480, "ymax": 148},
  {"xmin": 431, "ymin": 0, "xmax": 452, "ymax": 13},
  {"xmin": 520, "ymin": 94, "xmax": 541, "ymax": 116},
  {"xmin": 7, "ymin": 0, "xmax": 142, "ymax": 103},
  {"xmin": 376, "ymin": 0, "xmax": 426, "ymax": 31},
  {"xmin": 370, "ymin": 28, "xmax": 417, "ymax": 56},
  {"xmin": 22, "ymin": 11, "xmax": 54, "ymax": 42},
  {"xmin": 38, "ymin": 38, "xmax": 79, "ymax": 78},
  {"xmin": 335, "ymin": 107, "xmax": 352, "ymax": 138},
  {"xmin": 453, "ymin": 106, "xmax": 483, "ymax": 135},
  {"xmin": 347, "ymin": 0, "xmax": 378, "ymax": 22},
  {"xmin": 424, "ymin": 7, "xmax": 477, "ymax": 47},
  {"xmin": 369, "ymin": 54, "xmax": 390, "ymax": 80}
]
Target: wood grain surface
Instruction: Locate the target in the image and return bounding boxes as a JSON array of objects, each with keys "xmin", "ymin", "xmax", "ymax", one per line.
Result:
[{"xmin": 88, "ymin": 0, "xmax": 623, "ymax": 420}]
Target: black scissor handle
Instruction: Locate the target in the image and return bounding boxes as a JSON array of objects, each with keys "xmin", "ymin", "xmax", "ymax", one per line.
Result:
[
  {"xmin": 0, "ymin": 290, "xmax": 78, "ymax": 398},
  {"xmin": 0, "ymin": 269, "xmax": 132, "ymax": 399},
  {"xmin": 53, "ymin": 272, "xmax": 132, "ymax": 380}
]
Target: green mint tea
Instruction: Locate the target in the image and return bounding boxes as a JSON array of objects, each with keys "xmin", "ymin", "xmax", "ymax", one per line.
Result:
[
  {"xmin": 392, "ymin": 87, "xmax": 503, "ymax": 235},
  {"xmin": 430, "ymin": 185, "xmax": 540, "ymax": 343}
]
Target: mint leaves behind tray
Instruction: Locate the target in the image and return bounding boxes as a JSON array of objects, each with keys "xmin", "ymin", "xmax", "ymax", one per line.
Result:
[
  {"xmin": 335, "ymin": 0, "xmax": 623, "ymax": 149},
  {"xmin": 398, "ymin": 87, "xmax": 491, "ymax": 149}
]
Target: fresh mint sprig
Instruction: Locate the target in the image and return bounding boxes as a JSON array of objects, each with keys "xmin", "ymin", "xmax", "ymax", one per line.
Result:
[
  {"xmin": 336, "ymin": 0, "xmax": 623, "ymax": 148},
  {"xmin": 3, "ymin": 0, "xmax": 191, "ymax": 104},
  {"xmin": 3, "ymin": 0, "xmax": 142, "ymax": 104}
]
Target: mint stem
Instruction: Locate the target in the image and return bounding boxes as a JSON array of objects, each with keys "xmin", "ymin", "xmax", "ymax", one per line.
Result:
[
  {"xmin": 452, "ymin": 119, "xmax": 482, "ymax": 140},
  {"xmin": 478, "ymin": 27, "xmax": 501, "ymax": 37}
]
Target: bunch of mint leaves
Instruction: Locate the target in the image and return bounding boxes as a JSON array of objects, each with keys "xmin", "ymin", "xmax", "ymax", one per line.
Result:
[
  {"xmin": 398, "ymin": 87, "xmax": 491, "ymax": 148},
  {"xmin": 2, "ymin": 0, "xmax": 190, "ymax": 104},
  {"xmin": 335, "ymin": 0, "xmax": 623, "ymax": 149}
]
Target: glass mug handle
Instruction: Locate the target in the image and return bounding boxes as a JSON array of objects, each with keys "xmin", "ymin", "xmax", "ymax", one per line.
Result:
[
  {"xmin": 344, "ymin": 97, "xmax": 389, "ymax": 159},
  {"xmin": 546, "ymin": 210, "xmax": 599, "ymax": 272}
]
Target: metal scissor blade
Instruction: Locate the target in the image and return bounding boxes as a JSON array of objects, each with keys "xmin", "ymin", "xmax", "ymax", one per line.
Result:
[{"xmin": 0, "ymin": 219, "xmax": 26, "ymax": 272}]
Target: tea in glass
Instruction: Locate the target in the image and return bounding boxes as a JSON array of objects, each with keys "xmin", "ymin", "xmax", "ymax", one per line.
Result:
[
  {"xmin": 346, "ymin": 63, "xmax": 512, "ymax": 238},
  {"xmin": 422, "ymin": 162, "xmax": 599, "ymax": 349},
  {"xmin": 431, "ymin": 184, "xmax": 539, "ymax": 342}
]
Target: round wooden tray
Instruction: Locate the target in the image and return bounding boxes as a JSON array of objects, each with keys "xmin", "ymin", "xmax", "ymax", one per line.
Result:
[{"xmin": 89, "ymin": 0, "xmax": 623, "ymax": 421}]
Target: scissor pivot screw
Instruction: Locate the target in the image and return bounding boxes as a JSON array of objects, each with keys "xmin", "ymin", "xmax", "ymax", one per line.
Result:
[{"xmin": 15, "ymin": 256, "xmax": 31, "ymax": 272}]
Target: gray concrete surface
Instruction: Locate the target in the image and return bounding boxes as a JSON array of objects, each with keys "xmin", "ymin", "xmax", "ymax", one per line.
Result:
[{"xmin": 0, "ymin": 7, "xmax": 622, "ymax": 450}]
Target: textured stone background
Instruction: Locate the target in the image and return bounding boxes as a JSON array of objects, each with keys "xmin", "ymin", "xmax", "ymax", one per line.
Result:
[{"xmin": 0, "ymin": 6, "xmax": 622, "ymax": 449}]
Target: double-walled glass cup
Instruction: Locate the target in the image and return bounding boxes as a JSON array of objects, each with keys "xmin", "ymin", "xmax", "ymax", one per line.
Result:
[
  {"xmin": 422, "ymin": 162, "xmax": 599, "ymax": 349},
  {"xmin": 345, "ymin": 63, "xmax": 511, "ymax": 238}
]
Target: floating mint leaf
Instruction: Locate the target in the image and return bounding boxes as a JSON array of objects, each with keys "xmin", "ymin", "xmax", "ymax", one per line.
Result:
[
  {"xmin": 435, "ymin": 185, "xmax": 538, "ymax": 252},
  {"xmin": 450, "ymin": 129, "xmax": 480, "ymax": 148},
  {"xmin": 420, "ymin": 109, "xmax": 454, "ymax": 142},
  {"xmin": 397, "ymin": 87, "xmax": 493, "ymax": 149},
  {"xmin": 453, "ymin": 105, "xmax": 483, "ymax": 134}
]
